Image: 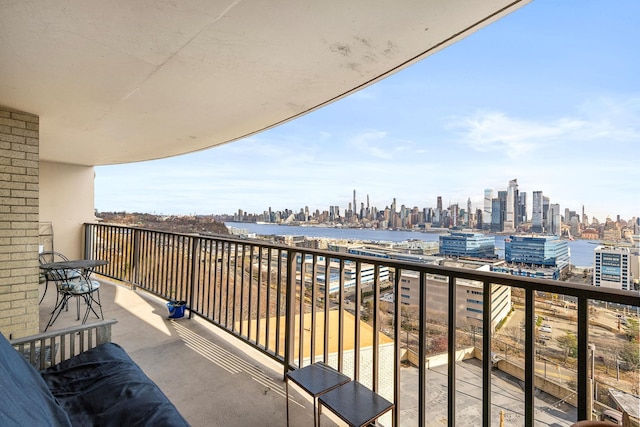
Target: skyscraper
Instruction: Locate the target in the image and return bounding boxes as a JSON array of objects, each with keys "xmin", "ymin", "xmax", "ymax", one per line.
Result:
[
  {"xmin": 483, "ymin": 189, "xmax": 493, "ymax": 231},
  {"xmin": 549, "ymin": 203, "xmax": 561, "ymax": 235},
  {"xmin": 353, "ymin": 189, "xmax": 356, "ymax": 218},
  {"xmin": 434, "ymin": 196, "xmax": 442, "ymax": 227},
  {"xmin": 491, "ymin": 194, "xmax": 505, "ymax": 232},
  {"xmin": 531, "ymin": 191, "xmax": 543, "ymax": 233},
  {"xmin": 518, "ymin": 192, "xmax": 527, "ymax": 224},
  {"xmin": 505, "ymin": 179, "xmax": 518, "ymax": 231},
  {"xmin": 450, "ymin": 203, "xmax": 459, "ymax": 228}
]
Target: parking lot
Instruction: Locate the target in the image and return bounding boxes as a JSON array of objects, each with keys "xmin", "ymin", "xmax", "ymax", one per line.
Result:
[{"xmin": 399, "ymin": 359, "xmax": 577, "ymax": 426}]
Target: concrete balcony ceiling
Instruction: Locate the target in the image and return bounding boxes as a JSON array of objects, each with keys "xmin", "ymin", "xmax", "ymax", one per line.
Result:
[{"xmin": 1, "ymin": 0, "xmax": 529, "ymax": 166}]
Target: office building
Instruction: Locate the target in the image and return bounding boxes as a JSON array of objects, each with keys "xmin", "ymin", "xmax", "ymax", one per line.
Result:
[
  {"xmin": 542, "ymin": 196, "xmax": 550, "ymax": 231},
  {"xmin": 548, "ymin": 203, "xmax": 562, "ymax": 235},
  {"xmin": 483, "ymin": 189, "xmax": 493, "ymax": 231},
  {"xmin": 570, "ymin": 216, "xmax": 581, "ymax": 238},
  {"xmin": 518, "ymin": 192, "xmax": 527, "ymax": 225},
  {"xmin": 491, "ymin": 265, "xmax": 559, "ymax": 280},
  {"xmin": 504, "ymin": 235, "xmax": 570, "ymax": 273},
  {"xmin": 439, "ymin": 232, "xmax": 496, "ymax": 258},
  {"xmin": 593, "ymin": 246, "xmax": 634, "ymax": 291},
  {"xmin": 505, "ymin": 179, "xmax": 517, "ymax": 231},
  {"xmin": 399, "ymin": 270, "xmax": 511, "ymax": 330},
  {"xmin": 475, "ymin": 208, "xmax": 483, "ymax": 230},
  {"xmin": 491, "ymin": 191, "xmax": 507, "ymax": 232},
  {"xmin": 303, "ymin": 257, "xmax": 390, "ymax": 295},
  {"xmin": 531, "ymin": 191, "xmax": 543, "ymax": 233}
]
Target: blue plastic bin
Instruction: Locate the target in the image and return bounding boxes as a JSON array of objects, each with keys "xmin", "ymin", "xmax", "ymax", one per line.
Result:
[{"xmin": 167, "ymin": 301, "xmax": 187, "ymax": 319}]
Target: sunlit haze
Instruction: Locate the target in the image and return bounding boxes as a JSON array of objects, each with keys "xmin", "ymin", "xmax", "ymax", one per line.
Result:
[{"xmin": 96, "ymin": 0, "xmax": 639, "ymax": 222}]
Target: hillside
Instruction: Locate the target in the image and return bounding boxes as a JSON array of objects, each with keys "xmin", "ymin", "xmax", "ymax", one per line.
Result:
[{"xmin": 96, "ymin": 212, "xmax": 229, "ymax": 235}]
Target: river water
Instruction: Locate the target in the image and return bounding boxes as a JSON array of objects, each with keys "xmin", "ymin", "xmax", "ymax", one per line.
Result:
[{"xmin": 225, "ymin": 222, "xmax": 600, "ymax": 267}]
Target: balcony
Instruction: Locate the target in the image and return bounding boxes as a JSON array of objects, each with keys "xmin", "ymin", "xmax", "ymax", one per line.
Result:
[{"xmin": 40, "ymin": 223, "xmax": 639, "ymax": 426}]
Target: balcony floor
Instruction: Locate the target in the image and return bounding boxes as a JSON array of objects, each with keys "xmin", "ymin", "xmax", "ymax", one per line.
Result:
[{"xmin": 38, "ymin": 277, "xmax": 332, "ymax": 427}]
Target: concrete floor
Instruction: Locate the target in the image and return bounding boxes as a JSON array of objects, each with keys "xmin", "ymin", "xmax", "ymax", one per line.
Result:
[{"xmin": 38, "ymin": 277, "xmax": 336, "ymax": 427}]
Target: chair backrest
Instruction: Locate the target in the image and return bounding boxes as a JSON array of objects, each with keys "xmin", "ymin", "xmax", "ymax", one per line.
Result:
[
  {"xmin": 39, "ymin": 251, "xmax": 69, "ymax": 265},
  {"xmin": 39, "ymin": 252, "xmax": 78, "ymax": 283}
]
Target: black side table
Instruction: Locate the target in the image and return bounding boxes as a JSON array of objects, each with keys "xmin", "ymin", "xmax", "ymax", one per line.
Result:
[
  {"xmin": 318, "ymin": 380, "xmax": 394, "ymax": 427},
  {"xmin": 285, "ymin": 362, "xmax": 351, "ymax": 427}
]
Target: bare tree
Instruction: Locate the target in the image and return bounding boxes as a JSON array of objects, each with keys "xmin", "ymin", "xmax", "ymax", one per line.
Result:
[
  {"xmin": 503, "ymin": 326, "xmax": 524, "ymax": 345},
  {"xmin": 556, "ymin": 331, "xmax": 577, "ymax": 364},
  {"xmin": 596, "ymin": 339, "xmax": 622, "ymax": 375}
]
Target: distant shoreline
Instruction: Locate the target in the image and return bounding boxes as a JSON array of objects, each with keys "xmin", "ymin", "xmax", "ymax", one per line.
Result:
[{"xmin": 238, "ymin": 221, "xmax": 605, "ymax": 242}]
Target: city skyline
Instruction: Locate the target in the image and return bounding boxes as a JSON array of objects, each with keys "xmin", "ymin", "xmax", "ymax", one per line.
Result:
[
  {"xmin": 95, "ymin": 0, "xmax": 639, "ymax": 221},
  {"xmin": 218, "ymin": 182, "xmax": 637, "ymax": 228}
]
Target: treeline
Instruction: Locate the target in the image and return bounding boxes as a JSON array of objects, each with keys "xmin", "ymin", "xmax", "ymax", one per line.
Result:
[{"xmin": 96, "ymin": 211, "xmax": 229, "ymax": 235}]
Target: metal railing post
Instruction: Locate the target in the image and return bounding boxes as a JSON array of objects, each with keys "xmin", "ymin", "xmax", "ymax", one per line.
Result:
[
  {"xmin": 284, "ymin": 249, "xmax": 296, "ymax": 377},
  {"xmin": 448, "ymin": 275, "xmax": 456, "ymax": 427},
  {"xmin": 419, "ymin": 271, "xmax": 427, "ymax": 427},
  {"xmin": 132, "ymin": 228, "xmax": 140, "ymax": 290},
  {"xmin": 577, "ymin": 296, "xmax": 589, "ymax": 421},
  {"xmin": 393, "ymin": 269, "xmax": 401, "ymax": 427},
  {"xmin": 524, "ymin": 288, "xmax": 534, "ymax": 427},
  {"xmin": 188, "ymin": 237, "xmax": 199, "ymax": 319},
  {"xmin": 83, "ymin": 223, "xmax": 91, "ymax": 259},
  {"xmin": 482, "ymin": 281, "xmax": 492, "ymax": 427}
]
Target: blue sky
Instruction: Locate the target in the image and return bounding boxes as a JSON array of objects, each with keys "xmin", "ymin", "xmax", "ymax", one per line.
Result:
[{"xmin": 96, "ymin": 0, "xmax": 639, "ymax": 222}]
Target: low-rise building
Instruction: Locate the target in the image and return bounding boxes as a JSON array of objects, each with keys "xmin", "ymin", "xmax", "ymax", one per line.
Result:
[
  {"xmin": 299, "ymin": 256, "xmax": 390, "ymax": 295},
  {"xmin": 491, "ymin": 265, "xmax": 560, "ymax": 280},
  {"xmin": 398, "ymin": 267, "xmax": 511, "ymax": 331}
]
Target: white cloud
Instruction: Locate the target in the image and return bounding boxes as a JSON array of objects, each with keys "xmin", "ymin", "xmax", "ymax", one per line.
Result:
[
  {"xmin": 348, "ymin": 130, "xmax": 392, "ymax": 159},
  {"xmin": 347, "ymin": 130, "xmax": 421, "ymax": 160},
  {"xmin": 448, "ymin": 98, "xmax": 640, "ymax": 160},
  {"xmin": 448, "ymin": 111, "xmax": 563, "ymax": 158}
]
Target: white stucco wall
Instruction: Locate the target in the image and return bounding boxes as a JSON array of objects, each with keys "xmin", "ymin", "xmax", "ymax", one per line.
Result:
[{"xmin": 39, "ymin": 161, "xmax": 95, "ymax": 259}]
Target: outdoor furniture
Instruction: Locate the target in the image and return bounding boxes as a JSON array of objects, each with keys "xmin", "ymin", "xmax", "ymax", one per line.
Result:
[
  {"xmin": 318, "ymin": 381, "xmax": 394, "ymax": 427},
  {"xmin": 4, "ymin": 320, "xmax": 189, "ymax": 426},
  {"xmin": 38, "ymin": 251, "xmax": 79, "ymax": 305},
  {"xmin": 40, "ymin": 259, "xmax": 108, "ymax": 331},
  {"xmin": 285, "ymin": 362, "xmax": 351, "ymax": 427}
]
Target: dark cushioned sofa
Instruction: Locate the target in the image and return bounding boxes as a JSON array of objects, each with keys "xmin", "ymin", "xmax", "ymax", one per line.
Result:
[{"xmin": 1, "ymin": 321, "xmax": 189, "ymax": 426}]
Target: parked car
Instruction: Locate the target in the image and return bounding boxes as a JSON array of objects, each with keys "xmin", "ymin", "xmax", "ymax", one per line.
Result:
[{"xmin": 540, "ymin": 326, "xmax": 552, "ymax": 333}]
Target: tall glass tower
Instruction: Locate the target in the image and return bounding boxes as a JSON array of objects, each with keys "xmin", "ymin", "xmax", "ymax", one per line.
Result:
[
  {"xmin": 505, "ymin": 179, "xmax": 518, "ymax": 231},
  {"xmin": 531, "ymin": 191, "xmax": 543, "ymax": 233},
  {"xmin": 483, "ymin": 189, "xmax": 493, "ymax": 231}
]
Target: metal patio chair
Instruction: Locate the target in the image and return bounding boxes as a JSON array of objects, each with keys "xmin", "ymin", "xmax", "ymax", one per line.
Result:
[
  {"xmin": 38, "ymin": 251, "xmax": 79, "ymax": 305},
  {"xmin": 43, "ymin": 265, "xmax": 102, "ymax": 332}
]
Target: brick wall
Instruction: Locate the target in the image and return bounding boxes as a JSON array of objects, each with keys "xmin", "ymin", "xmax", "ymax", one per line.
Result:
[{"xmin": 0, "ymin": 106, "xmax": 39, "ymax": 339}]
